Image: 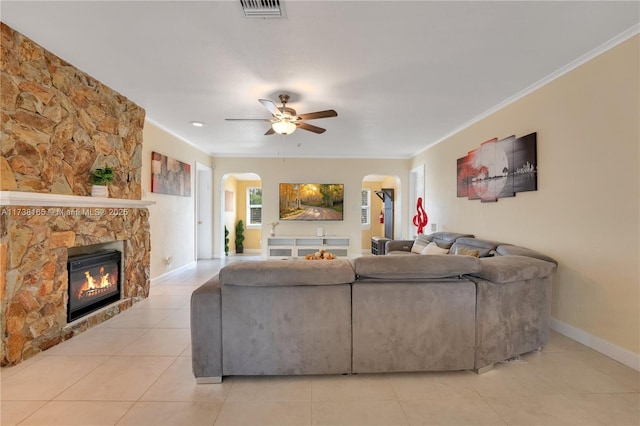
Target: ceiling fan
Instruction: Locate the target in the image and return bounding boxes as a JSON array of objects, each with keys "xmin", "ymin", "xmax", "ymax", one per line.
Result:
[{"xmin": 226, "ymin": 94, "xmax": 338, "ymax": 135}]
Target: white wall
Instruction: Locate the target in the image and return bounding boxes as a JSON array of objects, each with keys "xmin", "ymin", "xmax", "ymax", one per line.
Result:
[
  {"xmin": 142, "ymin": 121, "xmax": 214, "ymax": 279},
  {"xmin": 412, "ymin": 35, "xmax": 639, "ymax": 360},
  {"xmin": 212, "ymin": 157, "xmax": 410, "ymax": 257}
]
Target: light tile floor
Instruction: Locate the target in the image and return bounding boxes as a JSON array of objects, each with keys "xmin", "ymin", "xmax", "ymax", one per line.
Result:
[{"xmin": 2, "ymin": 257, "xmax": 639, "ymax": 425}]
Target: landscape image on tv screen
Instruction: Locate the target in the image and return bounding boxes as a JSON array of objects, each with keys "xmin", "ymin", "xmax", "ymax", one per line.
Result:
[{"xmin": 279, "ymin": 183, "xmax": 344, "ymax": 221}]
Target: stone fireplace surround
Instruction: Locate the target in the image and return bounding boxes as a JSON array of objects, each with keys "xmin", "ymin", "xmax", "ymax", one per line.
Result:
[
  {"xmin": 1, "ymin": 191, "xmax": 153, "ymax": 366},
  {"xmin": 1, "ymin": 22, "xmax": 151, "ymax": 366}
]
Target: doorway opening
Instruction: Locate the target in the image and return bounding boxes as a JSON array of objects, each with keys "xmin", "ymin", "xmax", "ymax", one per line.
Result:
[
  {"xmin": 361, "ymin": 174, "xmax": 401, "ymax": 255},
  {"xmin": 221, "ymin": 172, "xmax": 263, "ymax": 257}
]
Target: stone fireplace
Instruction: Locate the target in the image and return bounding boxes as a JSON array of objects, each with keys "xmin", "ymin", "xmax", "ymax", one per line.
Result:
[
  {"xmin": 0, "ymin": 193, "xmax": 153, "ymax": 366},
  {"xmin": 1, "ymin": 23, "xmax": 151, "ymax": 366}
]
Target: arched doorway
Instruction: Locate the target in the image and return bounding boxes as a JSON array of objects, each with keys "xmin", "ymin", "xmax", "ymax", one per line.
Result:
[
  {"xmin": 221, "ymin": 172, "xmax": 263, "ymax": 256},
  {"xmin": 361, "ymin": 174, "xmax": 401, "ymax": 255}
]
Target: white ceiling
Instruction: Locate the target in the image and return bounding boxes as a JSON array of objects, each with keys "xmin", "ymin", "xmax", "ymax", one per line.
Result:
[{"xmin": 2, "ymin": 1, "xmax": 638, "ymax": 159}]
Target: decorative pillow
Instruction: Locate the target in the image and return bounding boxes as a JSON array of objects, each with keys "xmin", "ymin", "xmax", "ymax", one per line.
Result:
[
  {"xmin": 410, "ymin": 239, "xmax": 429, "ymax": 254},
  {"xmin": 420, "ymin": 242, "xmax": 450, "ymax": 255},
  {"xmin": 454, "ymin": 247, "xmax": 480, "ymax": 257}
]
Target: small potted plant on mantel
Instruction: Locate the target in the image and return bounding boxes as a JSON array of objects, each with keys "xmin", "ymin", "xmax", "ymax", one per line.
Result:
[{"xmin": 90, "ymin": 167, "xmax": 114, "ymax": 197}]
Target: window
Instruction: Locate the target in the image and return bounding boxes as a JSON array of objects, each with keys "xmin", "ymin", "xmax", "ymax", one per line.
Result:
[
  {"xmin": 247, "ymin": 187, "xmax": 262, "ymax": 227},
  {"xmin": 361, "ymin": 189, "xmax": 371, "ymax": 227}
]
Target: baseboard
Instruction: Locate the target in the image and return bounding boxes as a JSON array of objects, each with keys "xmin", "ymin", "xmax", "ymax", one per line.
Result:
[
  {"xmin": 235, "ymin": 249, "xmax": 261, "ymax": 255},
  {"xmin": 150, "ymin": 261, "xmax": 196, "ymax": 287},
  {"xmin": 550, "ymin": 318, "xmax": 640, "ymax": 371}
]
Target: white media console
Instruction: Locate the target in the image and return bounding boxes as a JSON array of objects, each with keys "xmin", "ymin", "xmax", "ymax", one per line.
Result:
[{"xmin": 267, "ymin": 236, "xmax": 350, "ymax": 259}]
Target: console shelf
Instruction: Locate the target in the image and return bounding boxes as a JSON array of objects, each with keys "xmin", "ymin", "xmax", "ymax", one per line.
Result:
[{"xmin": 267, "ymin": 236, "xmax": 350, "ymax": 258}]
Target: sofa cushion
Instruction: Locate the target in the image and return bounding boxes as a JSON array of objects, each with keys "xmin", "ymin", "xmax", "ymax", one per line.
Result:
[
  {"xmin": 410, "ymin": 236, "xmax": 430, "ymax": 254},
  {"xmin": 496, "ymin": 245, "xmax": 558, "ymax": 265},
  {"xmin": 353, "ymin": 254, "xmax": 481, "ymax": 280},
  {"xmin": 453, "ymin": 247, "xmax": 480, "ymax": 257},
  {"xmin": 426, "ymin": 232, "xmax": 474, "ymax": 249},
  {"xmin": 420, "ymin": 242, "xmax": 450, "ymax": 255},
  {"xmin": 450, "ymin": 237, "xmax": 502, "ymax": 258},
  {"xmin": 470, "ymin": 255, "xmax": 557, "ymax": 283},
  {"xmin": 219, "ymin": 260, "xmax": 355, "ymax": 287}
]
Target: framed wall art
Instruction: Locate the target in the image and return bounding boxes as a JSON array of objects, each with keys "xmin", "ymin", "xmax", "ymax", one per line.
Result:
[
  {"xmin": 151, "ymin": 151, "xmax": 191, "ymax": 196},
  {"xmin": 456, "ymin": 133, "xmax": 537, "ymax": 202}
]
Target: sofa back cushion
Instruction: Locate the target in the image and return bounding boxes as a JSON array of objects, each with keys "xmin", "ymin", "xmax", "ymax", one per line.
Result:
[
  {"xmin": 420, "ymin": 242, "xmax": 450, "ymax": 255},
  {"xmin": 426, "ymin": 232, "xmax": 474, "ymax": 249},
  {"xmin": 220, "ymin": 260, "xmax": 355, "ymax": 287},
  {"xmin": 450, "ymin": 237, "xmax": 503, "ymax": 258},
  {"xmin": 495, "ymin": 245, "xmax": 558, "ymax": 265},
  {"xmin": 353, "ymin": 254, "xmax": 481, "ymax": 280},
  {"xmin": 452, "ymin": 247, "xmax": 479, "ymax": 257}
]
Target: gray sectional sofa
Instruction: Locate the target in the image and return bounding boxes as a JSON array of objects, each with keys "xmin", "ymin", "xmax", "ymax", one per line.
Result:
[{"xmin": 190, "ymin": 232, "xmax": 557, "ymax": 383}]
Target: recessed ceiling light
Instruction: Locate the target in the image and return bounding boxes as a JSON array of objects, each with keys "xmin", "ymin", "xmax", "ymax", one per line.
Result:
[{"xmin": 190, "ymin": 121, "xmax": 206, "ymax": 127}]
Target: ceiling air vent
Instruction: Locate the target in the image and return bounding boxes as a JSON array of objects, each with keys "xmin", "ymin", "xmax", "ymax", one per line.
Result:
[{"xmin": 240, "ymin": 0, "xmax": 284, "ymax": 18}]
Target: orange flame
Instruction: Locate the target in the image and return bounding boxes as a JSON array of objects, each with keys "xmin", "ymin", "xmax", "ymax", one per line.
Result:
[{"xmin": 76, "ymin": 268, "xmax": 114, "ymax": 299}]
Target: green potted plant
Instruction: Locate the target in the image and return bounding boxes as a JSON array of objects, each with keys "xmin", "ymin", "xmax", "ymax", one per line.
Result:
[
  {"xmin": 224, "ymin": 226, "xmax": 230, "ymax": 256},
  {"xmin": 235, "ymin": 220, "xmax": 245, "ymax": 254},
  {"xmin": 90, "ymin": 167, "xmax": 114, "ymax": 197}
]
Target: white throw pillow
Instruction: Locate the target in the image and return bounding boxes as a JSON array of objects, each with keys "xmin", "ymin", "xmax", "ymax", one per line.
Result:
[
  {"xmin": 410, "ymin": 239, "xmax": 429, "ymax": 254},
  {"xmin": 420, "ymin": 242, "xmax": 450, "ymax": 255}
]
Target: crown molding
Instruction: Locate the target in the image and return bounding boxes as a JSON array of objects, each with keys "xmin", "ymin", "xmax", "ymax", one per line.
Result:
[{"xmin": 416, "ymin": 24, "xmax": 640, "ymax": 157}]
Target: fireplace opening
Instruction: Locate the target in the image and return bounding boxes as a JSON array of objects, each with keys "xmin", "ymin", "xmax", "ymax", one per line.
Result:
[{"xmin": 67, "ymin": 250, "xmax": 122, "ymax": 322}]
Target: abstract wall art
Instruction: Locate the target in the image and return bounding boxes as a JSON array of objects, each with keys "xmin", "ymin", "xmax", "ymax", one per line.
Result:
[
  {"xmin": 456, "ymin": 133, "xmax": 537, "ymax": 202},
  {"xmin": 151, "ymin": 151, "xmax": 191, "ymax": 196}
]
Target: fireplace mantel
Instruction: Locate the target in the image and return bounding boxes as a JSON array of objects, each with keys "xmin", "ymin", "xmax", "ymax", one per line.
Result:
[{"xmin": 0, "ymin": 191, "xmax": 155, "ymax": 208}]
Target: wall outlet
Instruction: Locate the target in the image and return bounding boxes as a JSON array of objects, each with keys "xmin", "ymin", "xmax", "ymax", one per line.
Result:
[
  {"xmin": 431, "ymin": 223, "xmax": 437, "ymax": 232},
  {"xmin": 165, "ymin": 256, "xmax": 173, "ymax": 266}
]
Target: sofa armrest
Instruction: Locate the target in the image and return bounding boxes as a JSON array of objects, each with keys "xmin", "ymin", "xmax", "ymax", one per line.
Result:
[
  {"xmin": 385, "ymin": 240, "xmax": 414, "ymax": 253},
  {"xmin": 470, "ymin": 255, "xmax": 557, "ymax": 284},
  {"xmin": 496, "ymin": 245, "xmax": 558, "ymax": 265},
  {"xmin": 190, "ymin": 276, "xmax": 222, "ymax": 382}
]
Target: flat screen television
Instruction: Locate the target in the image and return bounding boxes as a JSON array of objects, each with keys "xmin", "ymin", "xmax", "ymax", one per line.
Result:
[{"xmin": 279, "ymin": 183, "xmax": 344, "ymax": 221}]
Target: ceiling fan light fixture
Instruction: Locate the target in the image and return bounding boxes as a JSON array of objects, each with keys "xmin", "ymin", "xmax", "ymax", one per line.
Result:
[
  {"xmin": 227, "ymin": 94, "xmax": 336, "ymax": 135},
  {"xmin": 272, "ymin": 120, "xmax": 297, "ymax": 135}
]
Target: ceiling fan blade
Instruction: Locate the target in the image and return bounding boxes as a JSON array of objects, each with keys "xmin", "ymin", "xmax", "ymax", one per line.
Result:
[
  {"xmin": 264, "ymin": 127, "xmax": 275, "ymax": 135},
  {"xmin": 297, "ymin": 110, "xmax": 338, "ymax": 120},
  {"xmin": 225, "ymin": 118, "xmax": 272, "ymax": 122},
  {"xmin": 258, "ymin": 99, "xmax": 281, "ymax": 117},
  {"xmin": 297, "ymin": 122, "xmax": 326, "ymax": 134}
]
